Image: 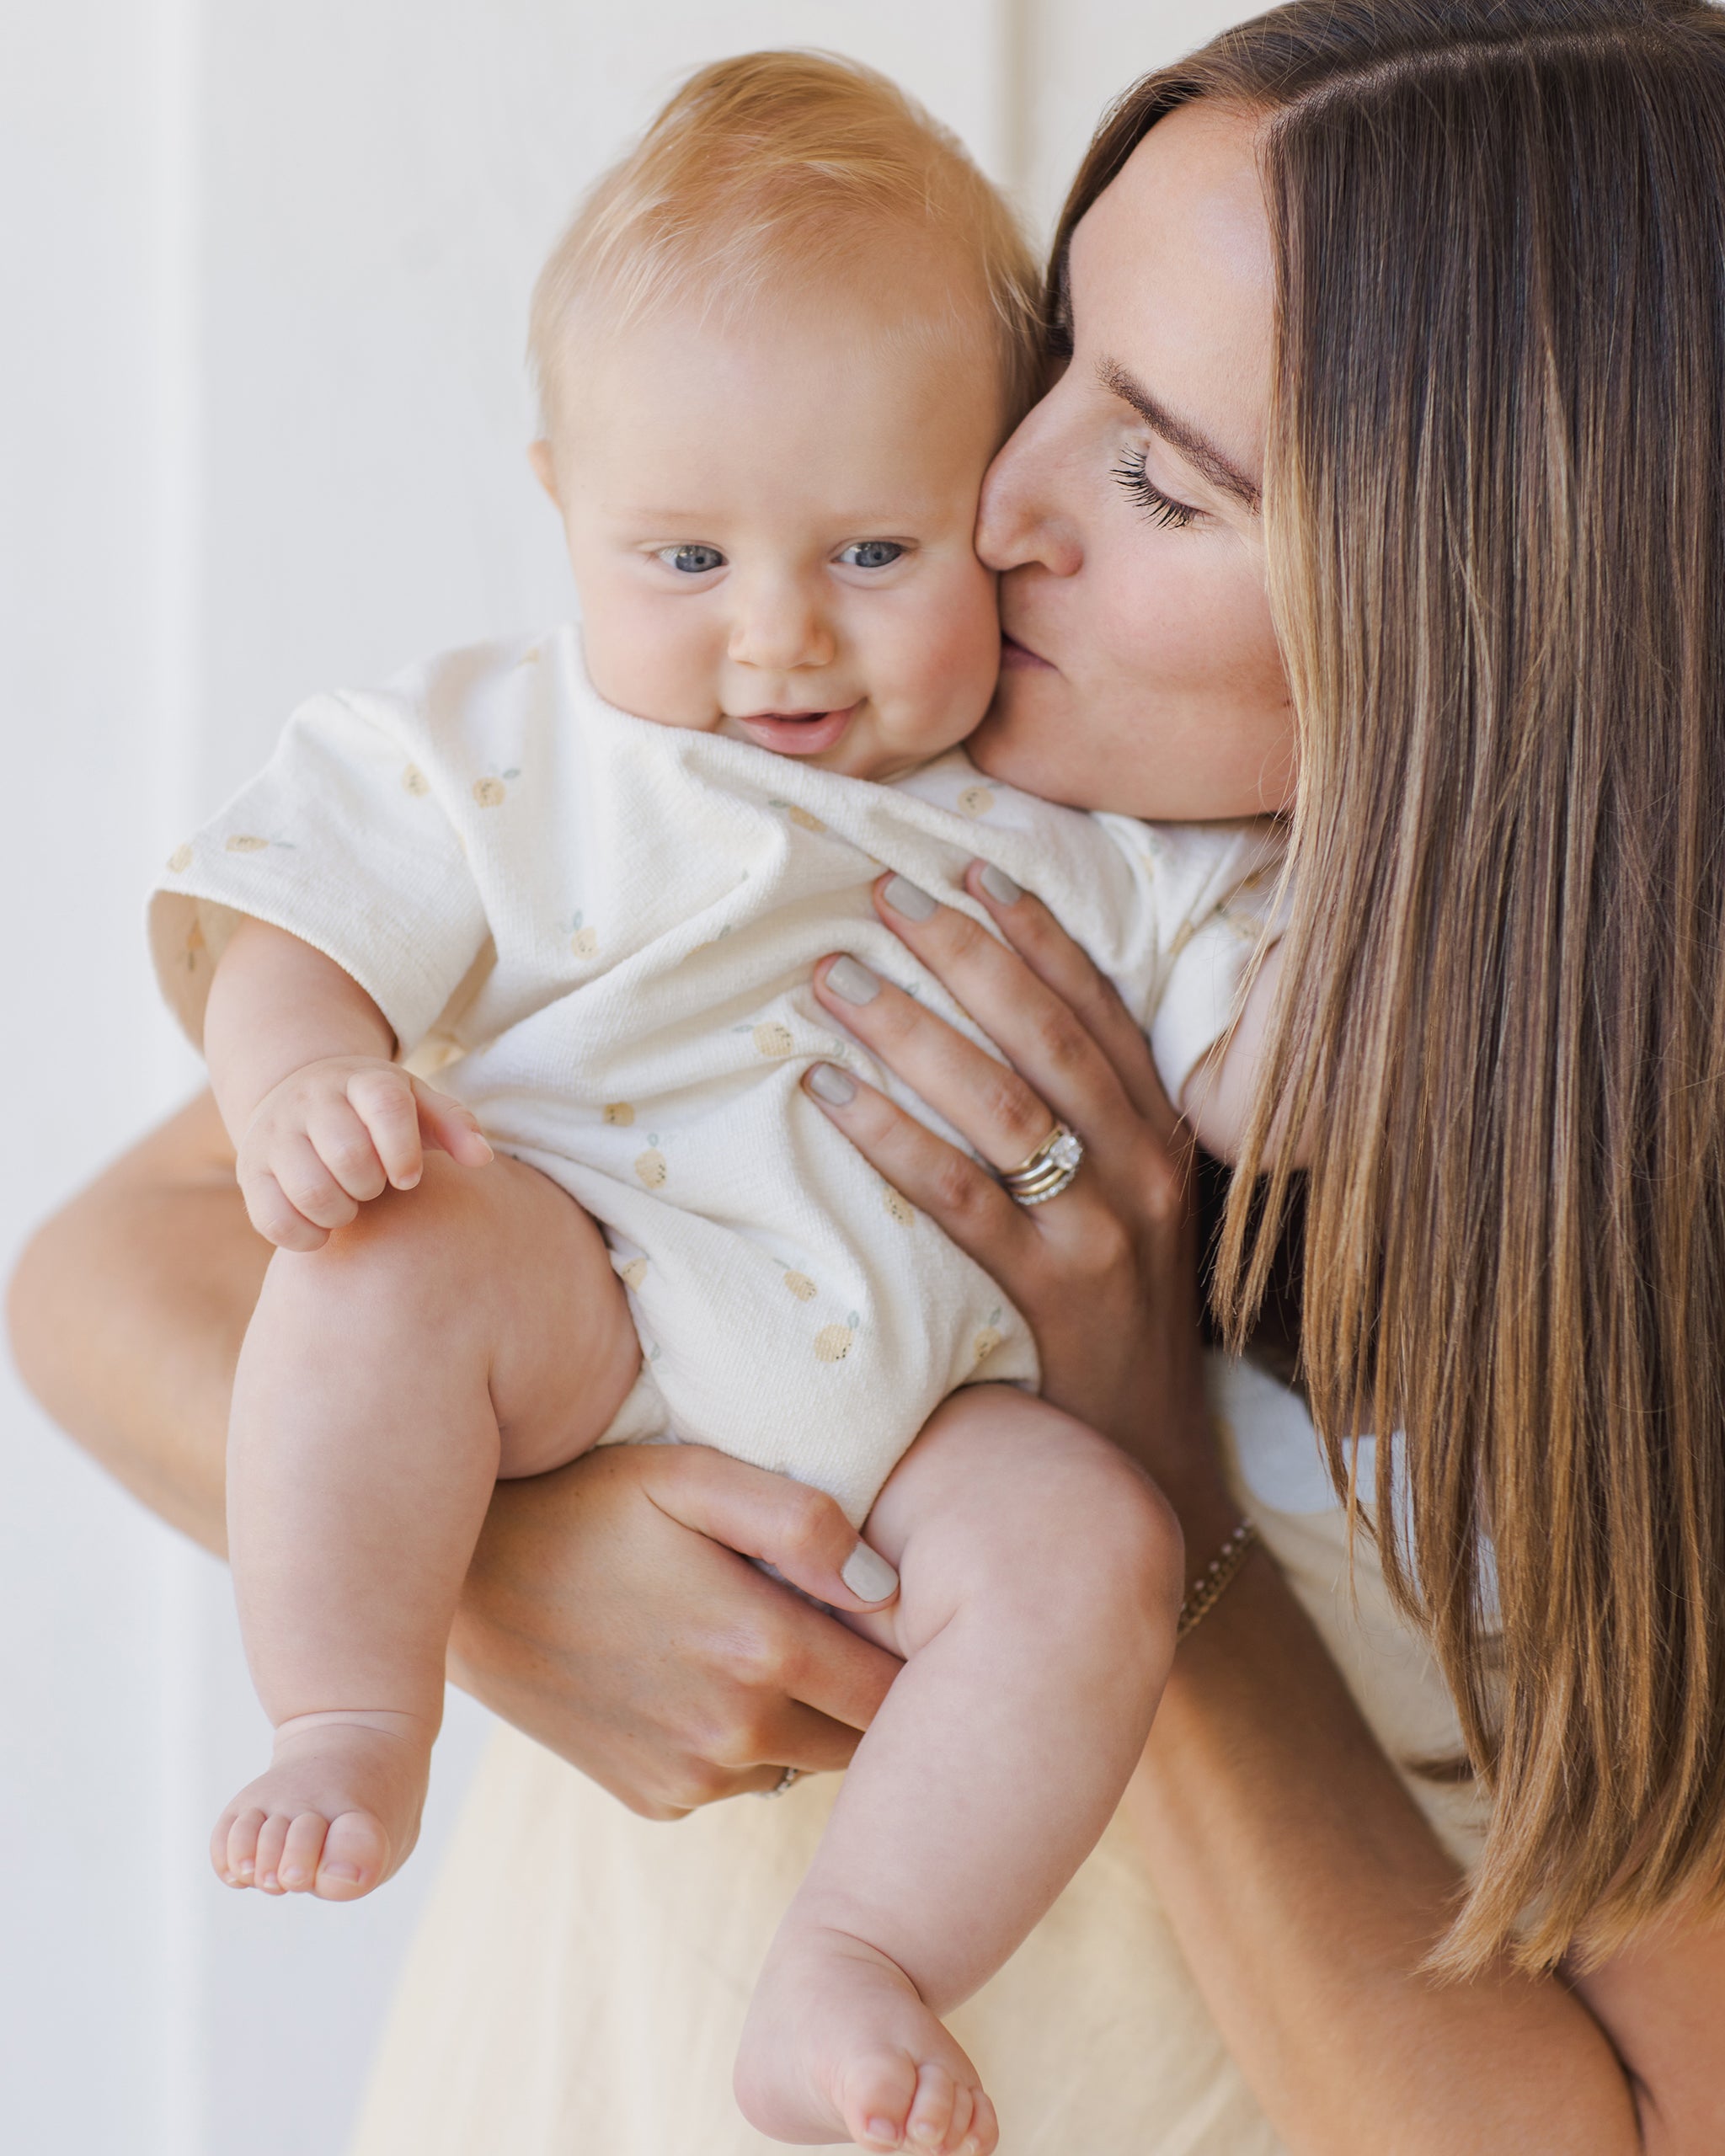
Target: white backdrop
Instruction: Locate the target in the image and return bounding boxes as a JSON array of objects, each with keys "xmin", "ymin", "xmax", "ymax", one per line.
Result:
[{"xmin": 1, "ymin": 3, "xmax": 1249, "ymax": 2149}]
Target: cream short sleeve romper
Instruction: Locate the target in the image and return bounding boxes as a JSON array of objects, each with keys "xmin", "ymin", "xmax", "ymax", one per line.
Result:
[{"xmin": 152, "ymin": 625, "xmax": 1284, "ymax": 1526}]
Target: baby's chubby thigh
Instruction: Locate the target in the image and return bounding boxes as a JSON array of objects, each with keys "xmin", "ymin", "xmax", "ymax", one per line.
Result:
[
  {"xmin": 853, "ymin": 1387, "xmax": 1183, "ymax": 1751},
  {"xmin": 261, "ymin": 1146, "xmax": 640, "ymax": 1480}
]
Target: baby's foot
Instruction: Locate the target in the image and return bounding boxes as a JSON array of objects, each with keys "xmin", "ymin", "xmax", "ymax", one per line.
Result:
[
  {"xmin": 735, "ymin": 1927, "xmax": 998, "ymax": 2154},
  {"xmin": 211, "ymin": 1710, "xmax": 433, "ymax": 1901}
]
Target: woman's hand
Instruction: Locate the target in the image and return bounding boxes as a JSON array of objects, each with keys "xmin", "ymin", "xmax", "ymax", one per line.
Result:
[
  {"xmin": 805, "ymin": 867, "xmax": 1231, "ymax": 1532},
  {"xmin": 450, "ymin": 1440, "xmax": 903, "ymax": 1817}
]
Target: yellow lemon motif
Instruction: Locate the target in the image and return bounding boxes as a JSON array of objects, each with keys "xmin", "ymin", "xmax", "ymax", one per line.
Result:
[
  {"xmin": 226, "ymin": 834, "xmax": 269, "ymax": 853},
  {"xmin": 814, "ymin": 1323, "xmax": 855, "ymax": 1363},
  {"xmin": 617, "ymin": 1257, "xmax": 649, "ymax": 1290},
  {"xmin": 956, "ymin": 785, "xmax": 995, "ymax": 819},
  {"xmin": 787, "ymin": 804, "xmax": 825, "ymax": 833},
  {"xmin": 753, "ymin": 1022, "xmax": 795, "ymax": 1058},
  {"xmin": 570, "ymin": 926, "xmax": 600, "ymax": 958},
  {"xmin": 634, "ymin": 1149, "xmax": 667, "ymax": 1188},
  {"xmin": 603, "ymin": 1102, "xmax": 634, "ymax": 1126},
  {"xmin": 883, "ymin": 1187, "xmax": 916, "ymax": 1227},
  {"xmin": 166, "ymin": 843, "xmax": 193, "ymax": 873},
  {"xmin": 972, "ymin": 1325, "xmax": 1007, "ymax": 1369},
  {"xmin": 783, "ymin": 1271, "xmax": 817, "ymax": 1302},
  {"xmin": 402, "ymin": 765, "xmax": 430, "ymax": 797},
  {"xmin": 473, "ymin": 776, "xmax": 507, "ymax": 808}
]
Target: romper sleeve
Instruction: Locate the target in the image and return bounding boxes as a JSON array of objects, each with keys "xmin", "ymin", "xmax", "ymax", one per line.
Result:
[
  {"xmin": 149, "ymin": 689, "xmax": 490, "ymax": 1056},
  {"xmin": 1094, "ymin": 815, "xmax": 1289, "ymax": 1108}
]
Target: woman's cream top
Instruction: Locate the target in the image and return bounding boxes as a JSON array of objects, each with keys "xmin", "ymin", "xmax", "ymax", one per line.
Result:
[{"xmin": 349, "ymin": 1355, "xmax": 1487, "ymax": 2156}]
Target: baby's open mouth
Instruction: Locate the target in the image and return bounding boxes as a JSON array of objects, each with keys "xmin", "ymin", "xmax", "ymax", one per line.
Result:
[{"xmin": 731, "ymin": 705, "xmax": 857, "ymax": 756}]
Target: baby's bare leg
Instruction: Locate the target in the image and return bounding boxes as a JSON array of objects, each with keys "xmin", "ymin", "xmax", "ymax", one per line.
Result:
[
  {"xmin": 215, "ymin": 1151, "xmax": 638, "ymax": 1901},
  {"xmin": 734, "ymin": 1390, "xmax": 1180, "ymax": 2155}
]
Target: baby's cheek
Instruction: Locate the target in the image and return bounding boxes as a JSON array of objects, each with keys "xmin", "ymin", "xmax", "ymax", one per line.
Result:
[
  {"xmin": 582, "ymin": 595, "xmax": 713, "ymax": 728},
  {"xmin": 881, "ymin": 574, "xmax": 1002, "ymax": 750}
]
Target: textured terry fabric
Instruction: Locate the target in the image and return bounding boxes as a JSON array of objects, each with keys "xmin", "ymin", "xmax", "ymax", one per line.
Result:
[
  {"xmin": 346, "ymin": 1357, "xmax": 1489, "ymax": 2156},
  {"xmin": 151, "ymin": 627, "xmax": 1283, "ymax": 1525}
]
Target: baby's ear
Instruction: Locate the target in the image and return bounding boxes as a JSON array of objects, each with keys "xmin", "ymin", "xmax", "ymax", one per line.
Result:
[{"xmin": 526, "ymin": 438, "xmax": 561, "ymax": 507}]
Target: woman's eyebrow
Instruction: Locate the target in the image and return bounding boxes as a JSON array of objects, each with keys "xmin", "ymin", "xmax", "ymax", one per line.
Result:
[{"xmin": 1096, "ymin": 357, "xmax": 1262, "ymax": 512}]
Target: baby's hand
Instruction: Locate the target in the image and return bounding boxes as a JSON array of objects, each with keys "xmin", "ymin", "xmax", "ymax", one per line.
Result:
[{"xmin": 238, "ymin": 1055, "xmax": 494, "ymax": 1251}]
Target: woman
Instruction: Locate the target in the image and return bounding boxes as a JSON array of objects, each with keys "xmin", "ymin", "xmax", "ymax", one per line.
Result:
[{"xmin": 13, "ymin": 1, "xmax": 1725, "ymax": 2147}]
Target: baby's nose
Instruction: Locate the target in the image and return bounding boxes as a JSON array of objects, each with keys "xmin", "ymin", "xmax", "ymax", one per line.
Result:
[{"xmin": 727, "ymin": 579, "xmax": 836, "ymax": 672}]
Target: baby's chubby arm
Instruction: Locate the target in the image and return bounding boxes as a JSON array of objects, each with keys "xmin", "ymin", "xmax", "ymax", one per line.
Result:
[{"xmin": 205, "ymin": 916, "xmax": 493, "ymax": 1251}]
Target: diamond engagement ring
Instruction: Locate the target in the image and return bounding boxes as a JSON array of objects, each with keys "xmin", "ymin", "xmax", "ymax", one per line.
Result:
[
  {"xmin": 1000, "ymin": 1123, "xmax": 1084, "ymax": 1206},
  {"xmin": 757, "ymin": 1766, "xmax": 803, "ymax": 1799}
]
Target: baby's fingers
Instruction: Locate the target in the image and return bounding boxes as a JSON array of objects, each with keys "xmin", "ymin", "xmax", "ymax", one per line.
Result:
[
  {"xmin": 345, "ymin": 1068, "xmax": 426, "ymax": 1189},
  {"xmin": 409, "ymin": 1077, "xmax": 494, "ymax": 1169},
  {"xmin": 305, "ymin": 1095, "xmax": 389, "ymax": 1203},
  {"xmin": 242, "ymin": 1166, "xmax": 334, "ymax": 1252}
]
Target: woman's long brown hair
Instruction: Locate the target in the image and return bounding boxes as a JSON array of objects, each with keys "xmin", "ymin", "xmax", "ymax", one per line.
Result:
[{"xmin": 1060, "ymin": 0, "xmax": 1725, "ymax": 1974}]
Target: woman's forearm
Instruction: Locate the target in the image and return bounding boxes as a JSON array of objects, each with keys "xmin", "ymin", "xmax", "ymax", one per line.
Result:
[
  {"xmin": 1130, "ymin": 1548, "xmax": 1644, "ymax": 2155},
  {"xmin": 5, "ymin": 1092, "xmax": 261, "ymax": 1554}
]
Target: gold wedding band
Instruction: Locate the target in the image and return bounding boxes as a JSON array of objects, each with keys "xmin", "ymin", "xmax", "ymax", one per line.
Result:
[{"xmin": 1000, "ymin": 1122, "xmax": 1084, "ymax": 1207}]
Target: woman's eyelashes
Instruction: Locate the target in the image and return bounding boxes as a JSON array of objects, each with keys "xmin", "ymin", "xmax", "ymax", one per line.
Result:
[{"xmin": 1111, "ymin": 447, "xmax": 1201, "ymax": 531}]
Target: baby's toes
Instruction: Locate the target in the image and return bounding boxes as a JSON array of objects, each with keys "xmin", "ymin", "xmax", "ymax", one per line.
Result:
[
  {"xmin": 841, "ymin": 2049, "xmax": 922, "ymax": 2152},
  {"xmin": 904, "ymin": 2063, "xmax": 959, "ymax": 2149},
  {"xmin": 275, "ymin": 1811, "xmax": 331, "ymax": 1893},
  {"xmin": 253, "ymin": 1812, "xmax": 292, "ymax": 1893},
  {"xmin": 956, "ymin": 2089, "xmax": 999, "ymax": 2156},
  {"xmin": 315, "ymin": 1810, "xmax": 389, "ymax": 1900},
  {"xmin": 216, "ymin": 1806, "xmax": 267, "ymax": 1888}
]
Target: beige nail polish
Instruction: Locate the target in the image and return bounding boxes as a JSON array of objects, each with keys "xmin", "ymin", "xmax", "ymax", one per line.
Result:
[{"xmin": 825, "ymin": 955, "xmax": 881, "ymax": 1005}]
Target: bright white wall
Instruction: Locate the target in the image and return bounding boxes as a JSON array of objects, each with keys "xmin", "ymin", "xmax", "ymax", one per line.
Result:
[{"xmin": 0, "ymin": 4, "xmax": 1252, "ymax": 2149}]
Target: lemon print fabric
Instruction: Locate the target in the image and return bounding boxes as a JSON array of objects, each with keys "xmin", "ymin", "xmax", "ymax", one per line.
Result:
[
  {"xmin": 814, "ymin": 1321, "xmax": 856, "ymax": 1364},
  {"xmin": 634, "ymin": 1134, "xmax": 668, "ymax": 1188},
  {"xmin": 883, "ymin": 1186, "xmax": 916, "ymax": 1227},
  {"xmin": 783, "ymin": 1271, "xmax": 817, "ymax": 1302},
  {"xmin": 167, "ymin": 842, "xmax": 194, "ymax": 873},
  {"xmin": 753, "ymin": 1022, "xmax": 794, "ymax": 1057},
  {"xmin": 402, "ymin": 764, "xmax": 430, "ymax": 797},
  {"xmin": 603, "ymin": 1102, "xmax": 635, "ymax": 1126}
]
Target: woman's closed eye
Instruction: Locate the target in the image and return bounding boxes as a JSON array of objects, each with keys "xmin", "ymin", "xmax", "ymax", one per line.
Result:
[{"xmin": 1112, "ymin": 448, "xmax": 1201, "ymax": 531}]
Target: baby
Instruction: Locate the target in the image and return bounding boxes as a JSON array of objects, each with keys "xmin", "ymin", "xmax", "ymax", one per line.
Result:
[{"xmin": 152, "ymin": 54, "xmax": 1282, "ymax": 2156}]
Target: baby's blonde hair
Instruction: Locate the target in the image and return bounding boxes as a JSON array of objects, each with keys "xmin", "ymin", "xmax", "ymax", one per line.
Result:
[{"xmin": 529, "ymin": 51, "xmax": 1042, "ymax": 444}]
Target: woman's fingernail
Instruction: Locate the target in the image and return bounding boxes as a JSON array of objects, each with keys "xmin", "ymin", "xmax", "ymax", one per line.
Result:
[
  {"xmin": 881, "ymin": 874, "xmax": 937, "ymax": 921},
  {"xmin": 825, "ymin": 956, "xmax": 881, "ymax": 1006},
  {"xmin": 979, "ymin": 862, "xmax": 1022, "ymax": 905},
  {"xmin": 807, "ymin": 1062, "xmax": 857, "ymax": 1106},
  {"xmin": 841, "ymin": 1541, "xmax": 900, "ymax": 1602}
]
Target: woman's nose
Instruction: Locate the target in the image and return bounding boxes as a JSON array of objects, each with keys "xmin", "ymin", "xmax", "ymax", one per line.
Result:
[
  {"xmin": 727, "ymin": 577, "xmax": 836, "ymax": 673},
  {"xmin": 975, "ymin": 403, "xmax": 1083, "ymax": 579}
]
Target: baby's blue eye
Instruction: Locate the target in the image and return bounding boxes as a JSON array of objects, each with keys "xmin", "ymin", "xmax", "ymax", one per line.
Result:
[
  {"xmin": 662, "ymin": 544, "xmax": 724, "ymax": 574},
  {"xmin": 840, "ymin": 541, "xmax": 905, "ymax": 570}
]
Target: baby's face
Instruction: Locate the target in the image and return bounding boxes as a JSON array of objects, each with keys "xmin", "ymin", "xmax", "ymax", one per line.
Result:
[{"xmin": 537, "ymin": 280, "xmax": 1008, "ymax": 782}]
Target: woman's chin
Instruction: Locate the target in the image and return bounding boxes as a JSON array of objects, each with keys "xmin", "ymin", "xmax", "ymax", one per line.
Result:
[{"xmin": 969, "ymin": 686, "xmax": 1095, "ymax": 809}]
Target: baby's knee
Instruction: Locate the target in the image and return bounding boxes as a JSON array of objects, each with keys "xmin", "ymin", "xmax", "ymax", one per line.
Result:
[
  {"xmin": 1035, "ymin": 1424, "xmax": 1183, "ymax": 1639},
  {"xmin": 913, "ymin": 1393, "xmax": 1183, "ymax": 1638},
  {"xmin": 259, "ymin": 1153, "xmax": 547, "ymax": 1328}
]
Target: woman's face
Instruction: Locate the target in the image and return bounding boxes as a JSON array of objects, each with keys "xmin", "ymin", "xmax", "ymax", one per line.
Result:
[{"xmin": 969, "ymin": 100, "xmax": 1295, "ymax": 822}]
